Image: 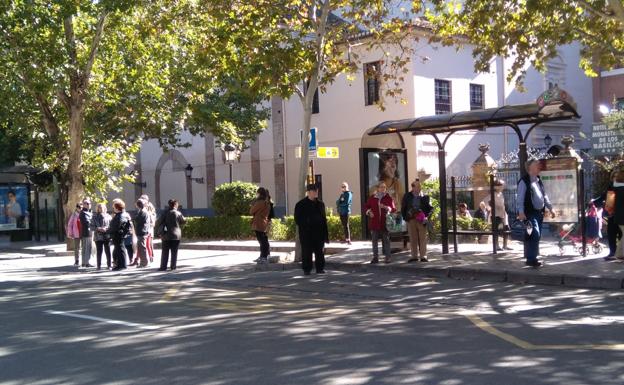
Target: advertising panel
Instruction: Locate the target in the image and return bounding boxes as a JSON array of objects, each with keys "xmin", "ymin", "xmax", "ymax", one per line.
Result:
[
  {"xmin": 0, "ymin": 184, "xmax": 30, "ymax": 231},
  {"xmin": 540, "ymin": 158, "xmax": 578, "ymax": 223}
]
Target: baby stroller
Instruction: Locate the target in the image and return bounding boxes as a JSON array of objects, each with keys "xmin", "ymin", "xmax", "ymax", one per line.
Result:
[{"xmin": 557, "ymin": 202, "xmax": 604, "ymax": 256}]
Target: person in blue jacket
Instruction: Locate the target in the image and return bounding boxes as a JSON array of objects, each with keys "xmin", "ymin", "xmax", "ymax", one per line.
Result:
[{"xmin": 336, "ymin": 181, "xmax": 353, "ymax": 244}]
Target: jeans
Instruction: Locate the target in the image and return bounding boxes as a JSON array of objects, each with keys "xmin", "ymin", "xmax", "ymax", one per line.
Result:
[
  {"xmin": 371, "ymin": 229, "xmax": 391, "ymax": 259},
  {"xmin": 81, "ymin": 236, "xmax": 92, "ymax": 265},
  {"xmin": 72, "ymin": 238, "xmax": 81, "ymax": 263},
  {"xmin": 255, "ymin": 231, "xmax": 270, "ymax": 259},
  {"xmin": 340, "ymin": 215, "xmax": 351, "ymax": 241},
  {"xmin": 161, "ymin": 240, "xmax": 181, "ymax": 269},
  {"xmin": 524, "ymin": 212, "xmax": 544, "ymax": 263},
  {"xmin": 607, "ymin": 217, "xmax": 623, "ymax": 256},
  {"xmin": 95, "ymin": 240, "xmax": 111, "ymax": 268},
  {"xmin": 406, "ymin": 220, "xmax": 427, "ymax": 258}
]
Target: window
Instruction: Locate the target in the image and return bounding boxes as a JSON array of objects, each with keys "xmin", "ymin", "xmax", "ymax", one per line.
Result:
[
  {"xmin": 364, "ymin": 61, "xmax": 381, "ymax": 106},
  {"xmin": 304, "ymin": 81, "xmax": 320, "ymax": 114},
  {"xmin": 434, "ymin": 79, "xmax": 452, "ymax": 115},
  {"xmin": 470, "ymin": 84, "xmax": 484, "ymax": 110}
]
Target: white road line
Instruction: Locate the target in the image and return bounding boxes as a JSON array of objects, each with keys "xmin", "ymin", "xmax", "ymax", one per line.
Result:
[{"xmin": 44, "ymin": 310, "xmax": 160, "ymax": 331}]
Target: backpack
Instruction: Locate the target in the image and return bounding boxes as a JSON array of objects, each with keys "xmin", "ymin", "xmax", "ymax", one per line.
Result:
[
  {"xmin": 268, "ymin": 202, "xmax": 275, "ymax": 220},
  {"xmin": 118, "ymin": 217, "xmax": 131, "ymax": 238}
]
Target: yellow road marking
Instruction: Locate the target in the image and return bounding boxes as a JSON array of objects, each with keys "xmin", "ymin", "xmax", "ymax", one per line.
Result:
[
  {"xmin": 465, "ymin": 314, "xmax": 624, "ymax": 351},
  {"xmin": 158, "ymin": 284, "xmax": 182, "ymax": 303}
]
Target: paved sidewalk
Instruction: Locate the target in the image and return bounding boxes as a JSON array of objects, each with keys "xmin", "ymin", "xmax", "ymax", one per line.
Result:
[{"xmin": 2, "ymin": 238, "xmax": 623, "ymax": 290}]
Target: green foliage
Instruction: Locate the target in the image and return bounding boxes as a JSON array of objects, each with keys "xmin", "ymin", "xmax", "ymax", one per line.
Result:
[
  {"xmin": 471, "ymin": 218, "xmax": 490, "ymax": 231},
  {"xmin": 211, "ymin": 182, "xmax": 258, "ymax": 216},
  {"xmin": 183, "ymin": 215, "xmax": 362, "ymax": 241},
  {"xmin": 421, "ymin": 178, "xmax": 441, "ymax": 240},
  {"xmin": 426, "ymin": 0, "xmax": 624, "ymax": 86}
]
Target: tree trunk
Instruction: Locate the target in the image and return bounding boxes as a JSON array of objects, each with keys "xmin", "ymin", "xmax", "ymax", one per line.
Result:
[
  {"xmin": 63, "ymin": 106, "xmax": 86, "ymax": 249},
  {"xmin": 294, "ymin": 106, "xmax": 313, "ymax": 263}
]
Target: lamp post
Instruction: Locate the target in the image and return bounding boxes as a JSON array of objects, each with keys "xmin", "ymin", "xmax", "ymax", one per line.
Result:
[
  {"xmin": 222, "ymin": 143, "xmax": 238, "ymax": 183},
  {"xmin": 184, "ymin": 164, "xmax": 204, "ymax": 184}
]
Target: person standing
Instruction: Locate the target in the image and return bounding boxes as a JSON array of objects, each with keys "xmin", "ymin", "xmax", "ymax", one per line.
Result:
[
  {"xmin": 613, "ymin": 170, "xmax": 624, "ymax": 260},
  {"xmin": 517, "ymin": 159, "xmax": 556, "ymax": 267},
  {"xmin": 493, "ymin": 179, "xmax": 512, "ymax": 251},
  {"xmin": 365, "ymin": 182, "xmax": 396, "ymax": 264},
  {"xmin": 594, "ymin": 171, "xmax": 623, "ymax": 260},
  {"xmin": 140, "ymin": 194, "xmax": 157, "ymax": 263},
  {"xmin": 133, "ymin": 199, "xmax": 150, "ymax": 268},
  {"xmin": 294, "ymin": 184, "xmax": 329, "ymax": 275},
  {"xmin": 79, "ymin": 199, "xmax": 94, "ymax": 268},
  {"xmin": 250, "ymin": 187, "xmax": 272, "ymax": 264},
  {"xmin": 91, "ymin": 203, "xmax": 112, "ymax": 270},
  {"xmin": 108, "ymin": 199, "xmax": 131, "ymax": 271},
  {"xmin": 66, "ymin": 203, "xmax": 82, "ymax": 266},
  {"xmin": 336, "ymin": 182, "xmax": 353, "ymax": 244},
  {"xmin": 401, "ymin": 179, "xmax": 432, "ymax": 263},
  {"xmin": 156, "ymin": 199, "xmax": 186, "ymax": 271}
]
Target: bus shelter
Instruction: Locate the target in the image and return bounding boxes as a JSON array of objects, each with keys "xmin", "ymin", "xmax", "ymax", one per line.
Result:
[{"xmin": 368, "ymin": 88, "xmax": 581, "ymax": 254}]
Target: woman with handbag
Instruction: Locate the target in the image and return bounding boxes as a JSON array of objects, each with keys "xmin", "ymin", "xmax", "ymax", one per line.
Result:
[
  {"xmin": 401, "ymin": 179, "xmax": 433, "ymax": 262},
  {"xmin": 493, "ymin": 179, "xmax": 513, "ymax": 251},
  {"xmin": 250, "ymin": 187, "xmax": 272, "ymax": 264},
  {"xmin": 364, "ymin": 182, "xmax": 396, "ymax": 264},
  {"xmin": 91, "ymin": 203, "xmax": 112, "ymax": 270}
]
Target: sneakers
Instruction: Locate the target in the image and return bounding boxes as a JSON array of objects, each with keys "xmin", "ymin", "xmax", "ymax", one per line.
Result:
[
  {"xmin": 604, "ymin": 255, "xmax": 616, "ymax": 261},
  {"xmin": 256, "ymin": 257, "xmax": 268, "ymax": 264},
  {"xmin": 73, "ymin": 261, "xmax": 79, "ymax": 267},
  {"xmin": 419, "ymin": 257, "xmax": 428, "ymax": 262}
]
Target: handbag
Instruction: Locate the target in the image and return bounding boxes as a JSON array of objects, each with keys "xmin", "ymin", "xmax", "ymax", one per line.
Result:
[
  {"xmin": 385, "ymin": 213, "xmax": 403, "ymax": 233},
  {"xmin": 509, "ymin": 219, "xmax": 527, "ymax": 241},
  {"xmin": 605, "ymin": 190, "xmax": 616, "ymax": 216}
]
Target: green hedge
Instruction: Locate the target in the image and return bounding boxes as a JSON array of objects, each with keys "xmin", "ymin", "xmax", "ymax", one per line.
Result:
[
  {"xmin": 211, "ymin": 182, "xmax": 258, "ymax": 216},
  {"xmin": 183, "ymin": 215, "xmax": 362, "ymax": 241}
]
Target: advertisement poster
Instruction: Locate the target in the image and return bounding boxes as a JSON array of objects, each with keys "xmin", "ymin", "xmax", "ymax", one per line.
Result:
[
  {"xmin": 366, "ymin": 150, "xmax": 407, "ymax": 212},
  {"xmin": 539, "ymin": 158, "xmax": 578, "ymax": 223},
  {"xmin": 0, "ymin": 184, "xmax": 30, "ymax": 231}
]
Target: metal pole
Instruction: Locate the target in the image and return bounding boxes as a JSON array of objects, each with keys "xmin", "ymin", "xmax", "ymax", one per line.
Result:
[
  {"xmin": 229, "ymin": 162, "xmax": 233, "ymax": 183},
  {"xmin": 519, "ymin": 142, "xmax": 528, "ymax": 179},
  {"xmin": 490, "ymin": 174, "xmax": 497, "ymax": 255},
  {"xmin": 44, "ymin": 198, "xmax": 49, "ymax": 242},
  {"xmin": 451, "ymin": 176, "xmax": 458, "ymax": 254},
  {"xmin": 579, "ymin": 169, "xmax": 587, "ymax": 257},
  {"xmin": 34, "ymin": 186, "xmax": 41, "ymax": 242},
  {"xmin": 439, "ymin": 148, "xmax": 449, "ymax": 254}
]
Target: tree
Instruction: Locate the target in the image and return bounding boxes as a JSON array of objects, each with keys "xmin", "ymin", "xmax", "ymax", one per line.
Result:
[
  {"xmin": 207, "ymin": 0, "xmax": 423, "ymax": 199},
  {"xmin": 426, "ymin": 0, "xmax": 624, "ymax": 85},
  {"xmin": 0, "ymin": 1, "xmax": 268, "ymax": 224}
]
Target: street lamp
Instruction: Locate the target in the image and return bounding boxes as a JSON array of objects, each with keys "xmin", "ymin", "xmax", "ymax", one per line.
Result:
[
  {"xmin": 599, "ymin": 104, "xmax": 611, "ymax": 115},
  {"xmin": 544, "ymin": 134, "xmax": 552, "ymax": 148},
  {"xmin": 222, "ymin": 143, "xmax": 238, "ymax": 183},
  {"xmin": 184, "ymin": 164, "xmax": 204, "ymax": 184}
]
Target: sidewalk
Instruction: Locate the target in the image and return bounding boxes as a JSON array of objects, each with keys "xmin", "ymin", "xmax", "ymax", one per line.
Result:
[{"xmin": 2, "ymin": 239, "xmax": 623, "ymax": 290}]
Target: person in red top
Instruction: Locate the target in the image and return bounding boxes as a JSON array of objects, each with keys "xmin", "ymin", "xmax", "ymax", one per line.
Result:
[{"xmin": 365, "ymin": 182, "xmax": 396, "ymax": 264}]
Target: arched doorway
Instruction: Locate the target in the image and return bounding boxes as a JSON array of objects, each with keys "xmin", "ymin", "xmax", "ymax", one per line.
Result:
[{"xmin": 154, "ymin": 150, "xmax": 193, "ymax": 209}]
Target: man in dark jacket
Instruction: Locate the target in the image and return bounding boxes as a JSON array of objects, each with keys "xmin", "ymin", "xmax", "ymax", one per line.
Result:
[
  {"xmin": 79, "ymin": 199, "xmax": 94, "ymax": 267},
  {"xmin": 109, "ymin": 199, "xmax": 131, "ymax": 271},
  {"xmin": 613, "ymin": 170, "xmax": 624, "ymax": 260},
  {"xmin": 516, "ymin": 160, "xmax": 556, "ymax": 267},
  {"xmin": 134, "ymin": 198, "xmax": 150, "ymax": 267},
  {"xmin": 401, "ymin": 179, "xmax": 433, "ymax": 262},
  {"xmin": 593, "ymin": 171, "xmax": 623, "ymax": 260},
  {"xmin": 294, "ymin": 183, "xmax": 329, "ymax": 275}
]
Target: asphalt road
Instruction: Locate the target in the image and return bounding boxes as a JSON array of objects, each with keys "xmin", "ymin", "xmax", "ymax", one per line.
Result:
[{"xmin": 1, "ymin": 249, "xmax": 624, "ymax": 385}]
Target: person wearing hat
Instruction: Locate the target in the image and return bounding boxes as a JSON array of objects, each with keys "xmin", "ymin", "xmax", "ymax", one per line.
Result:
[{"xmin": 294, "ymin": 183, "xmax": 329, "ymax": 275}]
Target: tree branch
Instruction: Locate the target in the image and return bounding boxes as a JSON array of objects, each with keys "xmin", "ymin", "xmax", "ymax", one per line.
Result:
[
  {"xmin": 607, "ymin": 0, "xmax": 624, "ymax": 24},
  {"xmin": 63, "ymin": 15, "xmax": 79, "ymax": 79},
  {"xmin": 82, "ymin": 11, "xmax": 109, "ymax": 86}
]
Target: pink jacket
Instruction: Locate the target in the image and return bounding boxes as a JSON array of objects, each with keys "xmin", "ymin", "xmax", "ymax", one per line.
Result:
[{"xmin": 66, "ymin": 212, "xmax": 81, "ymax": 239}]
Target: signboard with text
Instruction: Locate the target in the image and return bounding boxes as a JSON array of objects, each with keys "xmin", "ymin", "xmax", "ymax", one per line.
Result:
[
  {"xmin": 0, "ymin": 184, "xmax": 30, "ymax": 231},
  {"xmin": 317, "ymin": 147, "xmax": 339, "ymax": 158},
  {"xmin": 591, "ymin": 123, "xmax": 624, "ymax": 155},
  {"xmin": 540, "ymin": 157, "xmax": 578, "ymax": 223}
]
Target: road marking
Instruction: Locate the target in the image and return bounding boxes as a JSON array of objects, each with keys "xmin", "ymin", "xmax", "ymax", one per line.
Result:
[
  {"xmin": 158, "ymin": 284, "xmax": 182, "ymax": 303},
  {"xmin": 465, "ymin": 314, "xmax": 624, "ymax": 351},
  {"xmin": 44, "ymin": 310, "xmax": 160, "ymax": 331}
]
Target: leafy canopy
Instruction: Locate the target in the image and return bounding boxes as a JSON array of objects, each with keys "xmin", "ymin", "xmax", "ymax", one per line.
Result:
[{"xmin": 426, "ymin": 0, "xmax": 624, "ymax": 85}]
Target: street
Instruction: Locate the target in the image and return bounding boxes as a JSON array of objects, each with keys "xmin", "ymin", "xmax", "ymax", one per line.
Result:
[{"xmin": 1, "ymin": 249, "xmax": 624, "ymax": 385}]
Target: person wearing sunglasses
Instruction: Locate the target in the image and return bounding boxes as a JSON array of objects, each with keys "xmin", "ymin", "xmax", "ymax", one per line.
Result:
[{"xmin": 336, "ymin": 182, "xmax": 353, "ymax": 244}]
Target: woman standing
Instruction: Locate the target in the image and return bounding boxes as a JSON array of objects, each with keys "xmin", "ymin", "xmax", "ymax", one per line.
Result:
[
  {"xmin": 364, "ymin": 182, "xmax": 396, "ymax": 264},
  {"xmin": 250, "ymin": 187, "xmax": 272, "ymax": 264},
  {"xmin": 156, "ymin": 199, "xmax": 186, "ymax": 271},
  {"xmin": 595, "ymin": 171, "xmax": 623, "ymax": 260},
  {"xmin": 140, "ymin": 194, "xmax": 157, "ymax": 263},
  {"xmin": 493, "ymin": 179, "xmax": 512, "ymax": 251},
  {"xmin": 91, "ymin": 203, "xmax": 112, "ymax": 270},
  {"xmin": 336, "ymin": 182, "xmax": 353, "ymax": 244},
  {"xmin": 5, "ymin": 190, "xmax": 23, "ymax": 226},
  {"xmin": 108, "ymin": 199, "xmax": 131, "ymax": 271},
  {"xmin": 66, "ymin": 203, "xmax": 82, "ymax": 266}
]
